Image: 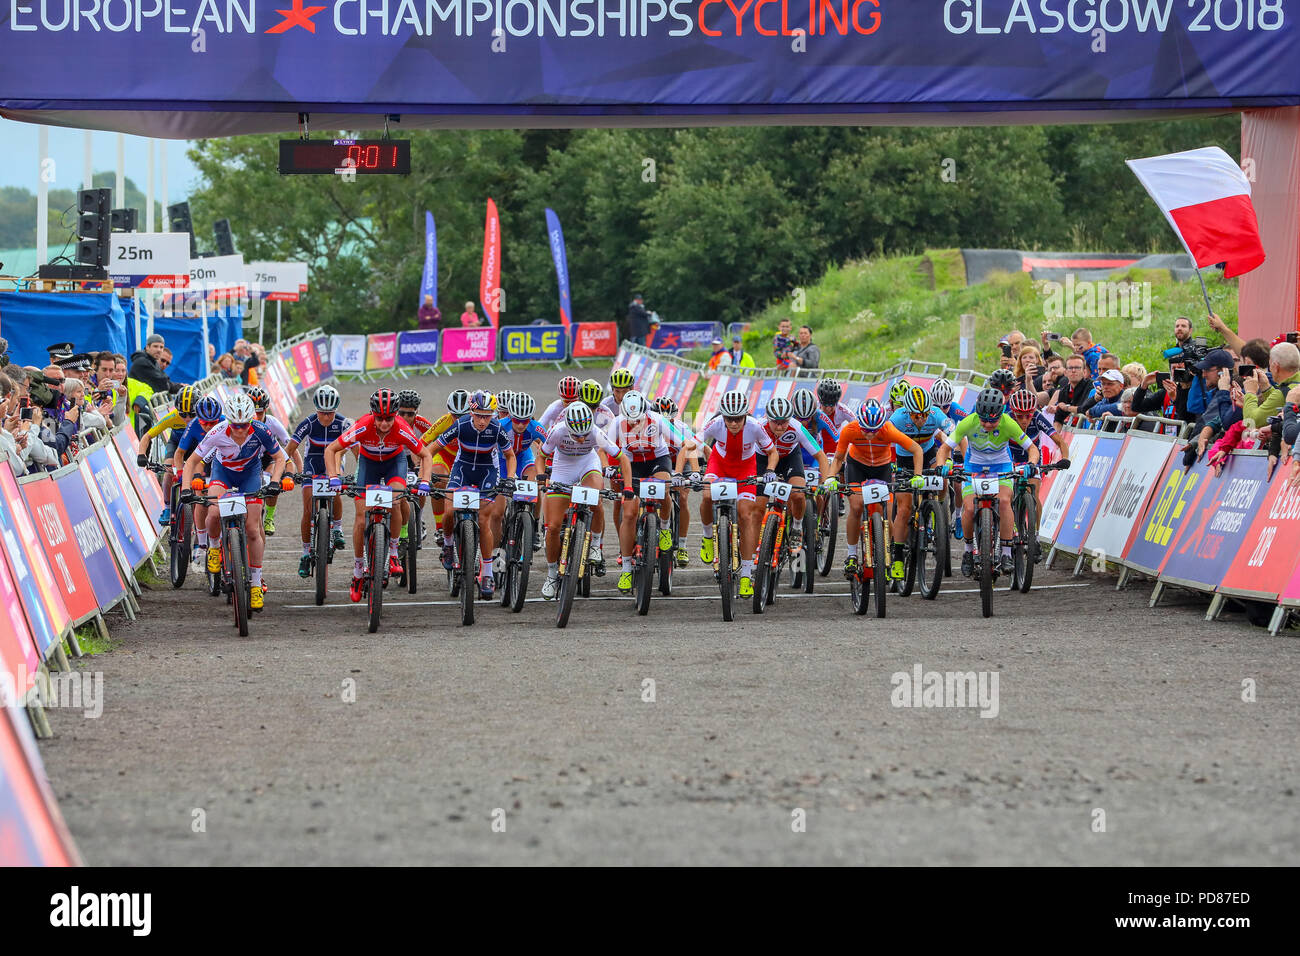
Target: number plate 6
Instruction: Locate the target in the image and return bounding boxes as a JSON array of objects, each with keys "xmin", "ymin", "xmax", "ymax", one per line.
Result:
[
  {"xmin": 365, "ymin": 486, "xmax": 394, "ymax": 508},
  {"xmin": 710, "ymin": 481, "xmax": 738, "ymax": 502},
  {"xmin": 570, "ymin": 485, "xmax": 599, "ymax": 507},
  {"xmin": 764, "ymin": 481, "xmax": 792, "ymax": 501},
  {"xmin": 218, "ymin": 494, "xmax": 247, "ymax": 517},
  {"xmin": 513, "ymin": 480, "xmax": 538, "ymax": 502},
  {"xmin": 640, "ymin": 480, "xmax": 666, "ymax": 500},
  {"xmin": 312, "ymin": 477, "xmax": 334, "ymax": 497},
  {"xmin": 971, "ymin": 475, "xmax": 1001, "ymax": 496},
  {"xmin": 920, "ymin": 475, "xmax": 945, "ymax": 492},
  {"xmin": 861, "ymin": 482, "xmax": 890, "ymax": 505}
]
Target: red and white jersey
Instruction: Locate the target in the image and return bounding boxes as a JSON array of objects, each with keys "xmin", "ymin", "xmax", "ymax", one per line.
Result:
[
  {"xmin": 693, "ymin": 416, "xmax": 773, "ymax": 462},
  {"xmin": 538, "ymin": 398, "xmax": 570, "ymax": 431},
  {"xmin": 821, "ymin": 401, "xmax": 854, "ymax": 453},
  {"xmin": 611, "ymin": 412, "xmax": 671, "ymax": 463},
  {"xmin": 338, "ymin": 413, "xmax": 425, "ymax": 462},
  {"xmin": 542, "ymin": 421, "xmax": 621, "ymax": 459}
]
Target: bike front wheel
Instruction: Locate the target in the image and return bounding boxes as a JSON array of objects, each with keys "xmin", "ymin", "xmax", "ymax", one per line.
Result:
[{"xmin": 227, "ymin": 526, "xmax": 249, "ymax": 637}]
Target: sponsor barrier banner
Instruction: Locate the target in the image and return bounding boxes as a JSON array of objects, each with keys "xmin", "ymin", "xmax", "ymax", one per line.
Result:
[
  {"xmin": 80, "ymin": 447, "xmax": 150, "ymax": 570},
  {"xmin": 280, "ymin": 349, "xmax": 301, "ymax": 393},
  {"xmin": 1220, "ymin": 469, "xmax": 1300, "ymax": 601},
  {"xmin": 0, "ymin": 466, "xmax": 63, "ymax": 656},
  {"xmin": 113, "ymin": 426, "xmax": 166, "ymax": 521},
  {"xmin": 1159, "ymin": 453, "xmax": 1270, "ymax": 591},
  {"xmin": 19, "ymin": 477, "xmax": 99, "ymax": 626},
  {"xmin": 1052, "ymin": 432, "xmax": 1125, "ymax": 555},
  {"xmin": 1121, "ymin": 455, "xmax": 1209, "ymax": 576},
  {"xmin": 572, "ymin": 322, "xmax": 619, "ymax": 358},
  {"xmin": 330, "ymin": 335, "xmax": 368, "ymax": 373},
  {"xmin": 366, "ymin": 333, "xmax": 398, "ymax": 371},
  {"xmin": 53, "ymin": 467, "xmax": 126, "ymax": 611},
  {"xmin": 481, "ymin": 198, "xmax": 501, "ymax": 330},
  {"xmin": 501, "ymin": 324, "xmax": 567, "ymax": 363},
  {"xmin": 1038, "ymin": 433, "xmax": 1096, "ymax": 543},
  {"xmin": 647, "ymin": 322, "xmax": 724, "ymax": 354},
  {"xmin": 105, "ymin": 443, "xmax": 159, "ymax": 553},
  {"xmin": 262, "ymin": 368, "xmax": 293, "ymax": 426},
  {"xmin": 398, "ymin": 330, "xmax": 440, "ymax": 367},
  {"xmin": 292, "ymin": 341, "xmax": 320, "ymax": 389},
  {"xmin": 1080, "ymin": 435, "xmax": 1177, "ymax": 564},
  {"xmin": 0, "ymin": 704, "xmax": 81, "ymax": 866},
  {"xmin": 441, "ymin": 328, "xmax": 497, "ymax": 365},
  {"xmin": 313, "ymin": 337, "xmax": 332, "ymax": 379},
  {"xmin": 0, "ymin": 465, "xmax": 72, "ymax": 643},
  {"xmin": 0, "ymin": 533, "xmax": 39, "ymax": 691}
]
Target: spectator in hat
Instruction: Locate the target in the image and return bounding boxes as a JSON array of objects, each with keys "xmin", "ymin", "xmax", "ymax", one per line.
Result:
[
  {"xmin": 626, "ymin": 294, "xmax": 649, "ymax": 346},
  {"xmin": 728, "ymin": 334, "xmax": 756, "ymax": 370},
  {"xmin": 417, "ymin": 294, "xmax": 442, "ymax": 331},
  {"xmin": 1080, "ymin": 369, "xmax": 1128, "ymax": 421},
  {"xmin": 1186, "ymin": 348, "xmax": 1236, "ymax": 420},
  {"xmin": 707, "ymin": 337, "xmax": 732, "ymax": 371},
  {"xmin": 129, "ymin": 333, "xmax": 179, "ymax": 394}
]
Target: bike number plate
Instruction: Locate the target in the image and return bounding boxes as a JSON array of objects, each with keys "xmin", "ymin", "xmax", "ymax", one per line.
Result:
[
  {"xmin": 453, "ymin": 489, "xmax": 481, "ymax": 510},
  {"xmin": 861, "ymin": 482, "xmax": 890, "ymax": 505},
  {"xmin": 804, "ymin": 470, "xmax": 820, "ymax": 484},
  {"xmin": 920, "ymin": 475, "xmax": 945, "ymax": 492},
  {"xmin": 640, "ymin": 480, "xmax": 666, "ymax": 501},
  {"xmin": 406, "ymin": 471, "xmax": 419, "ymax": 486},
  {"xmin": 513, "ymin": 480, "xmax": 538, "ymax": 502},
  {"xmin": 365, "ymin": 486, "xmax": 394, "ymax": 509},
  {"xmin": 764, "ymin": 481, "xmax": 793, "ymax": 501},
  {"xmin": 711, "ymin": 481, "xmax": 738, "ymax": 502},
  {"xmin": 218, "ymin": 494, "xmax": 247, "ymax": 517},
  {"xmin": 570, "ymin": 485, "xmax": 599, "ymax": 507},
  {"xmin": 312, "ymin": 477, "xmax": 335, "ymax": 497},
  {"xmin": 970, "ymin": 475, "xmax": 1001, "ymax": 496}
]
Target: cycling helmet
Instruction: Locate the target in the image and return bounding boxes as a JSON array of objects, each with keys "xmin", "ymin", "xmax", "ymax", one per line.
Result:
[
  {"xmin": 468, "ymin": 389, "xmax": 493, "ymax": 413},
  {"xmin": 558, "ymin": 376, "xmax": 581, "ymax": 401},
  {"xmin": 175, "ymin": 385, "xmax": 197, "ymax": 416},
  {"xmin": 817, "ymin": 379, "xmax": 843, "ymax": 405},
  {"xmin": 764, "ymin": 396, "xmax": 793, "ymax": 422},
  {"xmin": 313, "ymin": 385, "xmax": 341, "ymax": 412},
  {"xmin": 620, "ymin": 390, "xmax": 648, "ymax": 421},
  {"xmin": 495, "ymin": 389, "xmax": 513, "ymax": 410},
  {"xmin": 653, "ymin": 396, "xmax": 678, "ymax": 417},
  {"xmin": 610, "ymin": 367, "xmax": 635, "ymax": 390},
  {"xmin": 565, "ymin": 402, "xmax": 594, "ymax": 435},
  {"xmin": 195, "ymin": 396, "xmax": 223, "ymax": 424},
  {"xmin": 988, "ymin": 368, "xmax": 1016, "ymax": 393},
  {"xmin": 975, "ymin": 387, "xmax": 1006, "ymax": 422},
  {"xmin": 791, "ymin": 389, "xmax": 818, "ymax": 421},
  {"xmin": 902, "ymin": 385, "xmax": 930, "ymax": 417},
  {"xmin": 447, "ymin": 389, "xmax": 471, "ymax": 415},
  {"xmin": 718, "ymin": 389, "xmax": 750, "ymax": 418},
  {"xmin": 1009, "ymin": 389, "xmax": 1037, "ymax": 414},
  {"xmin": 244, "ymin": 385, "xmax": 270, "ymax": 411},
  {"xmin": 370, "ymin": 388, "xmax": 398, "ymax": 417},
  {"xmin": 929, "ymin": 378, "xmax": 955, "ymax": 410},
  {"xmin": 397, "ymin": 389, "xmax": 422, "ymax": 410},
  {"xmin": 508, "ymin": 392, "xmax": 536, "ymax": 420},
  {"xmin": 888, "ymin": 379, "xmax": 911, "ymax": 407},
  {"xmin": 224, "ymin": 393, "xmax": 256, "ymax": 425},
  {"xmin": 580, "ymin": 379, "xmax": 604, "ymax": 406},
  {"xmin": 856, "ymin": 399, "xmax": 887, "ymax": 431}
]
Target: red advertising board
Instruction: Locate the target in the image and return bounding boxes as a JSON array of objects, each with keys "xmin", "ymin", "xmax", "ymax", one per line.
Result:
[
  {"xmin": 572, "ymin": 321, "xmax": 619, "ymax": 358},
  {"xmin": 0, "ymin": 704, "xmax": 81, "ymax": 865},
  {"xmin": 292, "ymin": 341, "xmax": 320, "ymax": 388},
  {"xmin": 0, "ymin": 465, "xmax": 71, "ymax": 643},
  {"xmin": 19, "ymin": 477, "xmax": 100, "ymax": 625},
  {"xmin": 1220, "ymin": 468, "xmax": 1300, "ymax": 600},
  {"xmin": 0, "ymin": 538, "xmax": 39, "ymax": 695}
]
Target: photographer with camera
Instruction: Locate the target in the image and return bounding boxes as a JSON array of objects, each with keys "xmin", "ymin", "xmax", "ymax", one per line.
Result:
[
  {"xmin": 1044, "ymin": 355, "xmax": 1094, "ymax": 425},
  {"xmin": 1242, "ymin": 341, "xmax": 1300, "ymax": 428}
]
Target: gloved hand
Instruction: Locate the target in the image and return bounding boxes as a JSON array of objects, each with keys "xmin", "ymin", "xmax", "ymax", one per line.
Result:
[
  {"xmin": 328, "ymin": 475, "xmax": 342, "ymax": 491},
  {"xmin": 1022, "ymin": 464, "xmax": 1039, "ymax": 479},
  {"xmin": 689, "ymin": 472, "xmax": 702, "ymax": 485},
  {"xmin": 622, "ymin": 488, "xmax": 636, "ymax": 501},
  {"xmin": 180, "ymin": 489, "xmax": 196, "ymax": 504},
  {"xmin": 909, "ymin": 475, "xmax": 925, "ymax": 490},
  {"xmin": 190, "ymin": 477, "xmax": 205, "ymax": 492},
  {"xmin": 1056, "ymin": 459, "xmax": 1071, "ymax": 470},
  {"xmin": 763, "ymin": 471, "xmax": 778, "ymax": 485},
  {"xmin": 136, "ymin": 453, "xmax": 148, "ymax": 467},
  {"xmin": 604, "ymin": 465, "xmax": 620, "ymax": 479},
  {"xmin": 822, "ymin": 476, "xmax": 839, "ymax": 492},
  {"xmin": 417, "ymin": 481, "xmax": 431, "ymax": 497},
  {"xmin": 938, "ymin": 461, "xmax": 952, "ymax": 477},
  {"xmin": 280, "ymin": 476, "xmax": 295, "ymax": 491},
  {"xmin": 671, "ymin": 473, "xmax": 684, "ymax": 488}
]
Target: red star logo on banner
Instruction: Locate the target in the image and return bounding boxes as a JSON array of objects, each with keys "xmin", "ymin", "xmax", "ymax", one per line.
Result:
[{"xmin": 265, "ymin": 0, "xmax": 327, "ymax": 33}]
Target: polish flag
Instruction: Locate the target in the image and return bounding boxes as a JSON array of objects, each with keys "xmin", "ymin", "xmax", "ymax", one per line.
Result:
[{"xmin": 1126, "ymin": 147, "xmax": 1265, "ymax": 279}]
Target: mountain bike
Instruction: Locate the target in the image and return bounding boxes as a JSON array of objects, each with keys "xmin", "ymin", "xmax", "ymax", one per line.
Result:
[
  {"xmin": 440, "ymin": 481, "xmax": 492, "ymax": 627},
  {"xmin": 187, "ymin": 483, "xmax": 284, "ymax": 637},
  {"xmin": 148, "ymin": 462, "xmax": 191, "ymax": 588},
  {"xmin": 846, "ymin": 479, "xmax": 894, "ymax": 618},
  {"xmin": 694, "ymin": 475, "xmax": 759, "ymax": 622},
  {"xmin": 1010, "ymin": 460, "xmax": 1069, "ymax": 593},
  {"xmin": 342, "ymin": 481, "xmax": 420, "ymax": 633},
  {"xmin": 753, "ymin": 479, "xmax": 797, "ymax": 613},
  {"xmin": 397, "ymin": 469, "xmax": 423, "ymax": 595},
  {"xmin": 630, "ymin": 477, "xmax": 671, "ymax": 615},
  {"xmin": 658, "ymin": 483, "xmax": 683, "ymax": 597},
  {"xmin": 893, "ymin": 469, "xmax": 949, "ymax": 601},
  {"xmin": 499, "ymin": 478, "xmax": 537, "ymax": 613},
  {"xmin": 295, "ymin": 472, "xmax": 341, "ymax": 607},
  {"xmin": 815, "ymin": 478, "xmax": 839, "ymax": 577},
  {"xmin": 547, "ymin": 480, "xmax": 619, "ymax": 629},
  {"xmin": 790, "ymin": 469, "xmax": 820, "ymax": 594}
]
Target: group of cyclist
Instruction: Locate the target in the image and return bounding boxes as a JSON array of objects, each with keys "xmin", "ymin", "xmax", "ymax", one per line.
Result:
[{"xmin": 137, "ymin": 361, "xmax": 1067, "ymax": 613}]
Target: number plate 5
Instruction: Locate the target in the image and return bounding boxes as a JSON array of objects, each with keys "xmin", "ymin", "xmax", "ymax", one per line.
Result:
[
  {"xmin": 570, "ymin": 485, "xmax": 599, "ymax": 507},
  {"xmin": 312, "ymin": 477, "xmax": 335, "ymax": 497},
  {"xmin": 710, "ymin": 481, "xmax": 738, "ymax": 502},
  {"xmin": 764, "ymin": 481, "xmax": 792, "ymax": 501},
  {"xmin": 513, "ymin": 480, "xmax": 538, "ymax": 502},
  {"xmin": 971, "ymin": 475, "xmax": 1001, "ymax": 496},
  {"xmin": 640, "ymin": 480, "xmax": 666, "ymax": 500},
  {"xmin": 861, "ymin": 482, "xmax": 890, "ymax": 505},
  {"xmin": 453, "ymin": 489, "xmax": 481, "ymax": 510},
  {"xmin": 365, "ymin": 486, "xmax": 394, "ymax": 508},
  {"xmin": 218, "ymin": 494, "xmax": 247, "ymax": 517}
]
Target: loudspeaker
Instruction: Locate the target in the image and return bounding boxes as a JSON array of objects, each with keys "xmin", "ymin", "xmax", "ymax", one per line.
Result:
[
  {"xmin": 167, "ymin": 201, "xmax": 197, "ymax": 258},
  {"xmin": 213, "ymin": 218, "xmax": 235, "ymax": 256},
  {"xmin": 76, "ymin": 188, "xmax": 112, "ymax": 267}
]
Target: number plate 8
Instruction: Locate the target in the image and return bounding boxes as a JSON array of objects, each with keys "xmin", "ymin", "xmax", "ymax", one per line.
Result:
[
  {"xmin": 570, "ymin": 485, "xmax": 599, "ymax": 507},
  {"xmin": 710, "ymin": 481, "xmax": 738, "ymax": 502},
  {"xmin": 365, "ymin": 486, "xmax": 394, "ymax": 508},
  {"xmin": 764, "ymin": 481, "xmax": 792, "ymax": 501},
  {"xmin": 970, "ymin": 475, "xmax": 1001, "ymax": 496},
  {"xmin": 312, "ymin": 477, "xmax": 334, "ymax": 497},
  {"xmin": 218, "ymin": 494, "xmax": 247, "ymax": 517},
  {"xmin": 453, "ymin": 489, "xmax": 481, "ymax": 510},
  {"xmin": 861, "ymin": 482, "xmax": 890, "ymax": 505},
  {"xmin": 640, "ymin": 480, "xmax": 666, "ymax": 500}
]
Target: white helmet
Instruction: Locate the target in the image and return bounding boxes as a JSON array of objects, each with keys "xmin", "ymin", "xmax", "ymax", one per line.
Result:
[
  {"xmin": 565, "ymin": 402, "xmax": 594, "ymax": 435},
  {"xmin": 620, "ymin": 389, "xmax": 648, "ymax": 421},
  {"xmin": 718, "ymin": 389, "xmax": 749, "ymax": 418},
  {"xmin": 224, "ymin": 393, "xmax": 256, "ymax": 425},
  {"xmin": 313, "ymin": 384, "xmax": 340, "ymax": 412},
  {"xmin": 447, "ymin": 389, "xmax": 471, "ymax": 415},
  {"xmin": 930, "ymin": 378, "xmax": 955, "ymax": 409},
  {"xmin": 507, "ymin": 391, "xmax": 536, "ymax": 420},
  {"xmin": 791, "ymin": 388, "xmax": 818, "ymax": 421}
]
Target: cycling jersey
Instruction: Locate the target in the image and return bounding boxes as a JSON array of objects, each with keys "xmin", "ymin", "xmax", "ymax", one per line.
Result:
[
  {"xmin": 796, "ymin": 413, "xmax": 838, "ymax": 467},
  {"xmin": 504, "ymin": 418, "xmax": 547, "ymax": 477},
  {"xmin": 599, "ymin": 395, "xmax": 622, "ymax": 420},
  {"xmin": 692, "ymin": 416, "xmax": 773, "ymax": 462},
  {"xmin": 660, "ymin": 417, "xmax": 692, "ymax": 456},
  {"xmin": 945, "ymin": 401, "xmax": 969, "ymax": 421},
  {"xmin": 542, "ymin": 421, "xmax": 621, "ymax": 487},
  {"xmin": 177, "ymin": 417, "xmax": 217, "ymax": 455},
  {"xmin": 339, "ymin": 413, "xmax": 425, "ymax": 462},
  {"xmin": 420, "ymin": 412, "xmax": 457, "ymax": 446},
  {"xmin": 837, "ymin": 420, "xmax": 920, "ymax": 467},
  {"xmin": 538, "ymin": 398, "xmax": 571, "ymax": 431},
  {"xmin": 888, "ymin": 407, "xmax": 953, "ymax": 455},
  {"xmin": 610, "ymin": 412, "xmax": 672, "ymax": 463},
  {"xmin": 406, "ymin": 413, "xmax": 433, "ymax": 435},
  {"xmin": 193, "ymin": 421, "xmax": 280, "ymax": 473},
  {"xmin": 290, "ymin": 413, "xmax": 353, "ymax": 473},
  {"xmin": 760, "ymin": 419, "xmax": 822, "ymax": 458},
  {"xmin": 944, "ymin": 413, "xmax": 1032, "ymax": 467},
  {"xmin": 259, "ymin": 414, "xmax": 290, "ymax": 447},
  {"xmin": 435, "ymin": 417, "xmax": 511, "ymax": 468},
  {"xmin": 1010, "ymin": 411, "xmax": 1057, "ymax": 464},
  {"xmin": 819, "ymin": 402, "xmax": 854, "ymax": 453}
]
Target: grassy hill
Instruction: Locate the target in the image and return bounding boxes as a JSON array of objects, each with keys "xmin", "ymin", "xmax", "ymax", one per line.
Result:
[{"xmin": 722, "ymin": 250, "xmax": 1240, "ymax": 377}]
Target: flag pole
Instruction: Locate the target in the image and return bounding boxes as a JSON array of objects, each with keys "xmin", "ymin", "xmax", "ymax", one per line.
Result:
[{"xmin": 1195, "ymin": 267, "xmax": 1214, "ymax": 318}]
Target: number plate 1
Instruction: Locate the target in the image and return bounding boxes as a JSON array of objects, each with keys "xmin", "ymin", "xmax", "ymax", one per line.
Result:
[
  {"xmin": 365, "ymin": 486, "xmax": 394, "ymax": 508},
  {"xmin": 453, "ymin": 489, "xmax": 481, "ymax": 510},
  {"xmin": 861, "ymin": 482, "xmax": 890, "ymax": 505},
  {"xmin": 312, "ymin": 477, "xmax": 335, "ymax": 497},
  {"xmin": 218, "ymin": 494, "xmax": 247, "ymax": 517},
  {"xmin": 513, "ymin": 480, "xmax": 538, "ymax": 502},
  {"xmin": 640, "ymin": 480, "xmax": 666, "ymax": 500},
  {"xmin": 970, "ymin": 475, "xmax": 1001, "ymax": 497},
  {"xmin": 570, "ymin": 485, "xmax": 599, "ymax": 507},
  {"xmin": 920, "ymin": 475, "xmax": 945, "ymax": 492},
  {"xmin": 710, "ymin": 481, "xmax": 738, "ymax": 502},
  {"xmin": 764, "ymin": 481, "xmax": 793, "ymax": 501}
]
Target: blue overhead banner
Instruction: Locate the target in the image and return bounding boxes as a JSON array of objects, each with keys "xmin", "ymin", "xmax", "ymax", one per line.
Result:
[
  {"xmin": 420, "ymin": 211, "xmax": 437, "ymax": 309},
  {"xmin": 0, "ymin": 3, "xmax": 1296, "ymax": 134}
]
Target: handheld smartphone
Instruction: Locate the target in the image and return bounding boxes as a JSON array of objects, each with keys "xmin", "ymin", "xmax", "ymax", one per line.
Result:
[
  {"xmin": 1046, "ymin": 332, "xmax": 1062, "ymax": 341},
  {"xmin": 1000, "ymin": 343, "xmax": 1013, "ymax": 357},
  {"xmin": 19, "ymin": 406, "xmax": 33, "ymax": 421},
  {"xmin": 1155, "ymin": 372, "xmax": 1170, "ymax": 385},
  {"xmin": 1239, "ymin": 364, "xmax": 1256, "ymax": 377},
  {"xmin": 1174, "ymin": 368, "xmax": 1195, "ymax": 385},
  {"xmin": 1288, "ymin": 332, "xmax": 1299, "ymax": 345}
]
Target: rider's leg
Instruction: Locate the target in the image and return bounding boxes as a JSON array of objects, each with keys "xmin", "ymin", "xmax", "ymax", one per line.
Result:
[
  {"xmin": 246, "ymin": 502, "xmax": 265, "ymax": 587},
  {"xmin": 998, "ymin": 484, "xmax": 1015, "ymax": 559},
  {"xmin": 961, "ymin": 487, "xmax": 977, "ymax": 553},
  {"xmin": 738, "ymin": 498, "xmax": 760, "ymax": 578},
  {"xmin": 544, "ymin": 495, "xmax": 565, "ymax": 565}
]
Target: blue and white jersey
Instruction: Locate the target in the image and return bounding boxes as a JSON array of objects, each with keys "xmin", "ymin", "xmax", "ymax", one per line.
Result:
[
  {"xmin": 436, "ymin": 416, "xmax": 512, "ymax": 468},
  {"xmin": 192, "ymin": 421, "xmax": 280, "ymax": 472},
  {"xmin": 1010, "ymin": 411, "xmax": 1057, "ymax": 463},
  {"xmin": 889, "ymin": 407, "xmax": 954, "ymax": 455},
  {"xmin": 178, "ymin": 418, "xmax": 214, "ymax": 455},
  {"xmin": 290, "ymin": 413, "xmax": 353, "ymax": 466}
]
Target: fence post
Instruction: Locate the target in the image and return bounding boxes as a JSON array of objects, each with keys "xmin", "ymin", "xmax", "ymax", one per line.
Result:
[{"xmin": 959, "ymin": 314, "xmax": 976, "ymax": 371}]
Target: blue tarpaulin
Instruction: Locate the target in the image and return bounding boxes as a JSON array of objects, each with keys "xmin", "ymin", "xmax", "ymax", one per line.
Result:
[{"xmin": 0, "ymin": 291, "xmax": 130, "ymax": 369}]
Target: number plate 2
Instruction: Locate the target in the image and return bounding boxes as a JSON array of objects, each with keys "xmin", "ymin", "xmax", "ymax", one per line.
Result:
[
  {"xmin": 312, "ymin": 477, "xmax": 335, "ymax": 497},
  {"xmin": 710, "ymin": 481, "xmax": 738, "ymax": 502},
  {"xmin": 861, "ymin": 482, "xmax": 890, "ymax": 505},
  {"xmin": 365, "ymin": 486, "xmax": 394, "ymax": 508},
  {"xmin": 218, "ymin": 494, "xmax": 247, "ymax": 517},
  {"xmin": 453, "ymin": 489, "xmax": 481, "ymax": 510},
  {"xmin": 513, "ymin": 480, "xmax": 538, "ymax": 502},
  {"xmin": 640, "ymin": 480, "xmax": 666, "ymax": 500},
  {"xmin": 764, "ymin": 481, "xmax": 792, "ymax": 501},
  {"xmin": 570, "ymin": 485, "xmax": 599, "ymax": 507},
  {"xmin": 970, "ymin": 475, "xmax": 1001, "ymax": 496}
]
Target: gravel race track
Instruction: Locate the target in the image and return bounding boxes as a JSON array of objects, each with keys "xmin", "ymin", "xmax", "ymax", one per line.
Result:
[{"xmin": 39, "ymin": 369, "xmax": 1300, "ymax": 866}]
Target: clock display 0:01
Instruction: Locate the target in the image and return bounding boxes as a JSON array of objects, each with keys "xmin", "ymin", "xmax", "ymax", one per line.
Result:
[{"xmin": 278, "ymin": 139, "xmax": 411, "ymax": 175}]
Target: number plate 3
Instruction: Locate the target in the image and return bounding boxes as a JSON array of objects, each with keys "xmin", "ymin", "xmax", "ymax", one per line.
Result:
[{"xmin": 453, "ymin": 489, "xmax": 481, "ymax": 510}]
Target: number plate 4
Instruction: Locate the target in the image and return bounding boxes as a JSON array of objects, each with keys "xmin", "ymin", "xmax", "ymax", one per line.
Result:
[{"xmin": 365, "ymin": 486, "xmax": 394, "ymax": 508}]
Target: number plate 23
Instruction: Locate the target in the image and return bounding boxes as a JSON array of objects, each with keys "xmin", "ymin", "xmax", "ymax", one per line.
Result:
[{"xmin": 312, "ymin": 477, "xmax": 335, "ymax": 497}]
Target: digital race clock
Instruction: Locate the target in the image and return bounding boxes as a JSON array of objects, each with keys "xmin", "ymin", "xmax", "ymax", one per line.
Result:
[{"xmin": 278, "ymin": 139, "xmax": 411, "ymax": 175}]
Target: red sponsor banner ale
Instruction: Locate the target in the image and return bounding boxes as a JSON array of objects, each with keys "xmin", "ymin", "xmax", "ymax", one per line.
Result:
[
  {"xmin": 19, "ymin": 477, "xmax": 99, "ymax": 625},
  {"xmin": 572, "ymin": 321, "xmax": 619, "ymax": 358},
  {"xmin": 1219, "ymin": 466, "xmax": 1300, "ymax": 600},
  {"xmin": 480, "ymin": 198, "xmax": 501, "ymax": 330}
]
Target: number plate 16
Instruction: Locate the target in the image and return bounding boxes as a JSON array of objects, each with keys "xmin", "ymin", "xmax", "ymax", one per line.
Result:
[
  {"xmin": 312, "ymin": 477, "xmax": 335, "ymax": 497},
  {"xmin": 710, "ymin": 481, "xmax": 738, "ymax": 502},
  {"xmin": 453, "ymin": 489, "xmax": 481, "ymax": 510},
  {"xmin": 218, "ymin": 494, "xmax": 247, "ymax": 517},
  {"xmin": 861, "ymin": 483, "xmax": 890, "ymax": 505},
  {"xmin": 970, "ymin": 475, "xmax": 1001, "ymax": 497},
  {"xmin": 764, "ymin": 481, "xmax": 793, "ymax": 501},
  {"xmin": 365, "ymin": 486, "xmax": 394, "ymax": 509}
]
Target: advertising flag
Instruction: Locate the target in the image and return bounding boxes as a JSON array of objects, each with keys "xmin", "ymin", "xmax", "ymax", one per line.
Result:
[
  {"xmin": 480, "ymin": 199, "xmax": 501, "ymax": 330},
  {"xmin": 421, "ymin": 211, "xmax": 438, "ymax": 308},
  {"xmin": 545, "ymin": 207, "xmax": 572, "ymax": 331}
]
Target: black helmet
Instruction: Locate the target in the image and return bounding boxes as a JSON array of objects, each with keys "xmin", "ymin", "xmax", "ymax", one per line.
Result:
[
  {"xmin": 988, "ymin": 368, "xmax": 1016, "ymax": 392},
  {"xmin": 975, "ymin": 387, "xmax": 1006, "ymax": 422},
  {"xmin": 816, "ymin": 379, "xmax": 842, "ymax": 404},
  {"xmin": 397, "ymin": 389, "xmax": 422, "ymax": 410}
]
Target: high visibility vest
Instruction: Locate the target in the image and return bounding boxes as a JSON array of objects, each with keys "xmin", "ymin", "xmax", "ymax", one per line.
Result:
[{"xmin": 127, "ymin": 377, "xmax": 155, "ymax": 432}]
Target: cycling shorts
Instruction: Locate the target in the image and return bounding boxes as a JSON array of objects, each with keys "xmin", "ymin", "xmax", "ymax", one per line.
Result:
[
  {"xmin": 630, "ymin": 455, "xmax": 672, "ymax": 481},
  {"xmin": 356, "ymin": 454, "xmax": 408, "ymax": 490},
  {"xmin": 771, "ymin": 449, "xmax": 805, "ymax": 482},
  {"xmin": 209, "ymin": 461, "xmax": 263, "ymax": 496},
  {"xmin": 549, "ymin": 452, "xmax": 602, "ymax": 491},
  {"xmin": 845, "ymin": 458, "xmax": 893, "ymax": 489},
  {"xmin": 509, "ymin": 449, "xmax": 537, "ymax": 478},
  {"xmin": 164, "ymin": 434, "xmax": 181, "ymax": 460},
  {"xmin": 432, "ymin": 449, "xmax": 455, "ymax": 472},
  {"xmin": 705, "ymin": 450, "xmax": 757, "ymax": 501},
  {"xmin": 302, "ymin": 454, "xmax": 328, "ymax": 479},
  {"xmin": 962, "ymin": 459, "xmax": 1013, "ymax": 493},
  {"xmin": 449, "ymin": 460, "xmax": 500, "ymax": 497}
]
